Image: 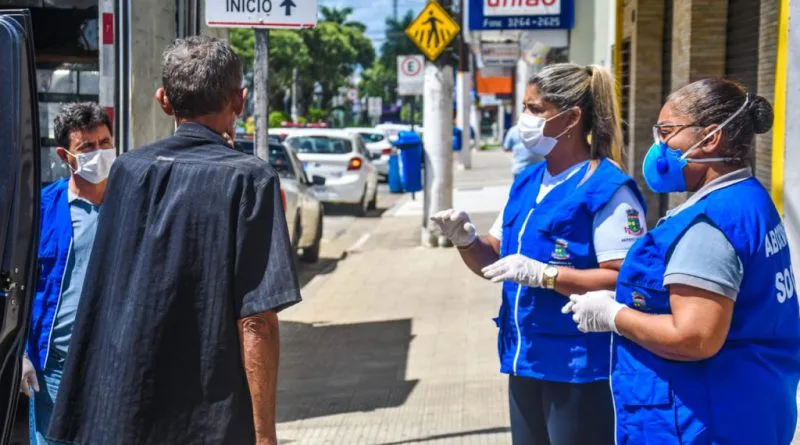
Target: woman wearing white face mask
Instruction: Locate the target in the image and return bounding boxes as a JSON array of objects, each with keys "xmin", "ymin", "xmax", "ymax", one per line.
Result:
[
  {"xmin": 565, "ymin": 79, "xmax": 800, "ymax": 445},
  {"xmin": 430, "ymin": 64, "xmax": 648, "ymax": 445}
]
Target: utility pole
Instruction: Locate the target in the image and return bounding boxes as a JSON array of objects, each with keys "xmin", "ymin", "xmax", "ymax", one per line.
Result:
[
  {"xmin": 456, "ymin": 0, "xmax": 472, "ymax": 169},
  {"xmin": 393, "ymin": 0, "xmax": 398, "ymax": 21},
  {"xmin": 421, "ymin": 1, "xmax": 455, "ymax": 248},
  {"xmin": 254, "ymin": 29, "xmax": 269, "ymax": 161},
  {"xmin": 291, "ymin": 67, "xmax": 298, "ymax": 122}
]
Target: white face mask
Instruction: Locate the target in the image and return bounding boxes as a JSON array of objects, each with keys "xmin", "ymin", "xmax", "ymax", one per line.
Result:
[
  {"xmin": 518, "ymin": 109, "xmax": 572, "ymax": 157},
  {"xmin": 66, "ymin": 148, "xmax": 117, "ymax": 184}
]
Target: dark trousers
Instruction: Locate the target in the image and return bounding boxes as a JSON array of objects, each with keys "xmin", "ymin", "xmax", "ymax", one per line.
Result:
[{"xmin": 508, "ymin": 375, "xmax": 615, "ymax": 445}]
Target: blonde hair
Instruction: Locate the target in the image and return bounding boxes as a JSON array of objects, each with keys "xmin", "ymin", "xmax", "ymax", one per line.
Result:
[{"xmin": 528, "ymin": 63, "xmax": 624, "ymax": 167}]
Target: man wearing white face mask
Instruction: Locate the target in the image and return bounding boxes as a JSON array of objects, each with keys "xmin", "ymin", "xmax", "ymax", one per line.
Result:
[{"xmin": 21, "ymin": 102, "xmax": 114, "ymax": 445}]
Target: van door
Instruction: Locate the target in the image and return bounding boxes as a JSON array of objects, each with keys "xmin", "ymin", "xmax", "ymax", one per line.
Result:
[{"xmin": 0, "ymin": 9, "xmax": 42, "ymax": 445}]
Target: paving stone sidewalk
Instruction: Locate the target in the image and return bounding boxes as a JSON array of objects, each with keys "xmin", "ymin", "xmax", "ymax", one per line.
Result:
[{"xmin": 276, "ymin": 150, "xmax": 514, "ymax": 445}]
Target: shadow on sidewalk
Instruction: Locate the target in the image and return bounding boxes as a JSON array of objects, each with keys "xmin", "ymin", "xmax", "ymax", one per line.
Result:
[
  {"xmin": 374, "ymin": 427, "xmax": 512, "ymax": 445},
  {"xmin": 277, "ymin": 319, "xmax": 418, "ymax": 422},
  {"xmin": 322, "ymin": 203, "xmax": 390, "ymax": 219},
  {"xmin": 296, "ymin": 252, "xmax": 345, "ymax": 289}
]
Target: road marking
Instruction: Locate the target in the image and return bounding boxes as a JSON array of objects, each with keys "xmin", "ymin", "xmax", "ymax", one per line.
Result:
[{"xmin": 348, "ymin": 233, "xmax": 371, "ymax": 252}]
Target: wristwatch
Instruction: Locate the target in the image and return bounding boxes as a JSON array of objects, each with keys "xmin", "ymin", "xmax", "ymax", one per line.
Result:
[{"xmin": 542, "ymin": 265, "xmax": 559, "ymax": 290}]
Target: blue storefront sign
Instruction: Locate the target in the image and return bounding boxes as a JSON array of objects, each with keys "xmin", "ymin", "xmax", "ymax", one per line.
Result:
[{"xmin": 468, "ymin": 0, "xmax": 574, "ymax": 31}]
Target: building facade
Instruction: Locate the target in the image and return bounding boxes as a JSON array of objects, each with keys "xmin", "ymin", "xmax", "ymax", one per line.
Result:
[
  {"xmin": 615, "ymin": 0, "xmax": 782, "ymax": 225},
  {"xmin": 0, "ymin": 0, "xmax": 226, "ymax": 183}
]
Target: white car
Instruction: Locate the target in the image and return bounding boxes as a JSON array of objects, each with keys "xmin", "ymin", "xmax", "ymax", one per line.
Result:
[
  {"xmin": 286, "ymin": 130, "xmax": 380, "ymax": 216},
  {"xmin": 345, "ymin": 127, "xmax": 393, "ymax": 178},
  {"xmin": 374, "ymin": 123, "xmax": 422, "ymax": 142},
  {"xmin": 236, "ymin": 139, "xmax": 325, "ymax": 262}
]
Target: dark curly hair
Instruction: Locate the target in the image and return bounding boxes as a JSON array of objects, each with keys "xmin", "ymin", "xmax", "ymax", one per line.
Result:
[{"xmin": 53, "ymin": 102, "xmax": 112, "ymax": 149}]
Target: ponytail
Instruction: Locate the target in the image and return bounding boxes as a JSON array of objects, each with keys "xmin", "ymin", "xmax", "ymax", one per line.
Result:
[
  {"xmin": 587, "ymin": 65, "xmax": 624, "ymax": 167},
  {"xmin": 528, "ymin": 63, "xmax": 625, "ymax": 170}
]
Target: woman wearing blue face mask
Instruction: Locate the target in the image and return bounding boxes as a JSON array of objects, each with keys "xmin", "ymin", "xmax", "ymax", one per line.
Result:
[
  {"xmin": 430, "ymin": 63, "xmax": 648, "ymax": 445},
  {"xmin": 565, "ymin": 78, "xmax": 800, "ymax": 444}
]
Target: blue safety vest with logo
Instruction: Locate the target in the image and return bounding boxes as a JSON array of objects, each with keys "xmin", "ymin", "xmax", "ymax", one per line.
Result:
[
  {"xmin": 498, "ymin": 159, "xmax": 646, "ymax": 382},
  {"xmin": 612, "ymin": 177, "xmax": 800, "ymax": 445}
]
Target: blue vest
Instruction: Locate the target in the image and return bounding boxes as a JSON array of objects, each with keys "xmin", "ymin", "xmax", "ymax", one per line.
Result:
[
  {"xmin": 498, "ymin": 159, "xmax": 646, "ymax": 383},
  {"xmin": 612, "ymin": 178, "xmax": 800, "ymax": 444},
  {"xmin": 28, "ymin": 178, "xmax": 73, "ymax": 371}
]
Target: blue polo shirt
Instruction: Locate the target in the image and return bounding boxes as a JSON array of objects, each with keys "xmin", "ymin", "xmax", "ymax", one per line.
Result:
[{"xmin": 50, "ymin": 191, "xmax": 100, "ymax": 356}]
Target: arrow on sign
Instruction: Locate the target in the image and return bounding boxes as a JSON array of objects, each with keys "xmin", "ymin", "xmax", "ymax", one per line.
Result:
[{"xmin": 280, "ymin": 0, "xmax": 297, "ymax": 16}]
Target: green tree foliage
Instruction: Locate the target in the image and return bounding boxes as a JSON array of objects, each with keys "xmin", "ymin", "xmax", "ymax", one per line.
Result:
[
  {"xmin": 228, "ymin": 7, "xmax": 374, "ymax": 119},
  {"xmin": 269, "ymin": 111, "xmax": 287, "ymax": 128},
  {"xmin": 358, "ymin": 10, "xmax": 419, "ymax": 104}
]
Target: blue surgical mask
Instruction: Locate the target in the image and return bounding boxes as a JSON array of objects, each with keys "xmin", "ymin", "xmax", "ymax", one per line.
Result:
[{"xmin": 642, "ymin": 94, "xmax": 750, "ymax": 193}]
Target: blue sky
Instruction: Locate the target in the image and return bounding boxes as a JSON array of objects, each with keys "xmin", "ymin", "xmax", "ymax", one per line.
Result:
[{"xmin": 319, "ymin": 0, "xmax": 428, "ymax": 51}]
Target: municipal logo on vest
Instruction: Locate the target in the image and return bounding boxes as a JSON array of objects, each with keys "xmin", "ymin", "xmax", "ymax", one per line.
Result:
[
  {"xmin": 632, "ymin": 292, "xmax": 648, "ymax": 310},
  {"xmin": 624, "ymin": 209, "xmax": 644, "ymax": 236},
  {"xmin": 551, "ymin": 238, "xmax": 570, "ymax": 261}
]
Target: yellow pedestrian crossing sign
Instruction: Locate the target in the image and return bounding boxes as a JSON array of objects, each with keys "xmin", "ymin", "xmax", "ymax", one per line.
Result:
[{"xmin": 405, "ymin": 0, "xmax": 461, "ymax": 62}]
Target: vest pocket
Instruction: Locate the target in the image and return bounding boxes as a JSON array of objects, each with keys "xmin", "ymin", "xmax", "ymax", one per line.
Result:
[{"xmin": 613, "ymin": 372, "xmax": 680, "ymax": 444}]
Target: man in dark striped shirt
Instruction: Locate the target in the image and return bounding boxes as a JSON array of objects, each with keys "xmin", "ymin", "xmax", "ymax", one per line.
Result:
[{"xmin": 48, "ymin": 36, "xmax": 301, "ymax": 445}]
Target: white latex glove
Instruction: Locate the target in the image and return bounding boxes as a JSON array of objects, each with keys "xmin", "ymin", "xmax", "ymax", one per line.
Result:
[
  {"xmin": 561, "ymin": 290, "xmax": 625, "ymax": 334},
  {"xmin": 482, "ymin": 254, "xmax": 547, "ymax": 288},
  {"xmin": 429, "ymin": 209, "xmax": 478, "ymax": 248},
  {"xmin": 20, "ymin": 355, "xmax": 39, "ymax": 398}
]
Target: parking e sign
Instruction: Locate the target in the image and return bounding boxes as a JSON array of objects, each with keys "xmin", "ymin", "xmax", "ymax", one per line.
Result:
[{"xmin": 468, "ymin": 0, "xmax": 574, "ymax": 31}]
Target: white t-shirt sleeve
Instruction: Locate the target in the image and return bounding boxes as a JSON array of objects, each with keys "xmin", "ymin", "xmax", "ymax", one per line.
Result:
[
  {"xmin": 592, "ymin": 185, "xmax": 647, "ymax": 263},
  {"xmin": 489, "ymin": 208, "xmax": 504, "ymax": 240}
]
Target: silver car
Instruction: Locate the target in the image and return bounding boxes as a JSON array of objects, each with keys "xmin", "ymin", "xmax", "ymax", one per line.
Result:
[{"xmin": 236, "ymin": 139, "xmax": 325, "ymax": 262}]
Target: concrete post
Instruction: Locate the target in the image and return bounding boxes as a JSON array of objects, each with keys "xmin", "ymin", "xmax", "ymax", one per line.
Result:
[
  {"xmin": 456, "ymin": 71, "xmax": 472, "ymax": 169},
  {"xmin": 422, "ymin": 63, "xmax": 454, "ymax": 247},
  {"xmin": 254, "ymin": 30, "xmax": 269, "ymax": 161},
  {"xmin": 291, "ymin": 67, "xmax": 299, "ymax": 122},
  {"xmin": 496, "ymin": 106, "xmax": 505, "ymax": 145},
  {"xmin": 470, "ymin": 102, "xmax": 480, "ymax": 148}
]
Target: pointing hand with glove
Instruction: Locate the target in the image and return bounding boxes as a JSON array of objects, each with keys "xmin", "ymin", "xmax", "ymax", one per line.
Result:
[
  {"xmin": 561, "ymin": 290, "xmax": 626, "ymax": 334},
  {"xmin": 429, "ymin": 209, "xmax": 478, "ymax": 248}
]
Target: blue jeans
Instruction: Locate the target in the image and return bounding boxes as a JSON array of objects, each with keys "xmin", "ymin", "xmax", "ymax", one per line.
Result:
[
  {"xmin": 508, "ymin": 375, "xmax": 614, "ymax": 445},
  {"xmin": 28, "ymin": 349, "xmax": 68, "ymax": 445}
]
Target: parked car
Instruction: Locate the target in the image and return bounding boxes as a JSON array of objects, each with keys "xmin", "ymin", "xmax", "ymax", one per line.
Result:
[
  {"xmin": 285, "ymin": 130, "xmax": 379, "ymax": 216},
  {"xmin": 235, "ymin": 139, "xmax": 325, "ymax": 262},
  {"xmin": 374, "ymin": 123, "xmax": 423, "ymax": 142},
  {"xmin": 345, "ymin": 127, "xmax": 393, "ymax": 178}
]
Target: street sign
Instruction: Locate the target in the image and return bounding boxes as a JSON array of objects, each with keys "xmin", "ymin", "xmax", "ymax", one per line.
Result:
[
  {"xmin": 205, "ymin": 0, "xmax": 318, "ymax": 29},
  {"xmin": 405, "ymin": 0, "xmax": 461, "ymax": 62},
  {"xmin": 367, "ymin": 97, "xmax": 382, "ymax": 118},
  {"xmin": 468, "ymin": 0, "xmax": 574, "ymax": 31},
  {"xmin": 481, "ymin": 42, "xmax": 520, "ymax": 67},
  {"xmin": 397, "ymin": 55, "xmax": 425, "ymax": 96}
]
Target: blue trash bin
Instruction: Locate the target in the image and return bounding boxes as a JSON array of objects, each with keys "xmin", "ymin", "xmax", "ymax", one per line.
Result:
[
  {"xmin": 394, "ymin": 131, "xmax": 423, "ymax": 193},
  {"xmin": 452, "ymin": 126, "xmax": 463, "ymax": 152},
  {"xmin": 387, "ymin": 152, "xmax": 403, "ymax": 193}
]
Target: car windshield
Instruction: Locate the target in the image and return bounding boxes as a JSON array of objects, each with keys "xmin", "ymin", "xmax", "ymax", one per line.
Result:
[
  {"xmin": 234, "ymin": 141, "xmax": 295, "ymax": 179},
  {"xmin": 288, "ymin": 136, "xmax": 352, "ymax": 154},
  {"xmin": 359, "ymin": 133, "xmax": 384, "ymax": 144},
  {"xmin": 268, "ymin": 144, "xmax": 295, "ymax": 179}
]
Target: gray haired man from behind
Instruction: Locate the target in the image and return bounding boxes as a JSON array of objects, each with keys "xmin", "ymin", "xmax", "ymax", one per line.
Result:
[{"xmin": 47, "ymin": 36, "xmax": 301, "ymax": 445}]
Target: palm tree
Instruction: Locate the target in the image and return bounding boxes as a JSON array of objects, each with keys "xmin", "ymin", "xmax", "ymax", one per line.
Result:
[
  {"xmin": 380, "ymin": 10, "xmax": 419, "ymax": 71},
  {"xmin": 319, "ymin": 6, "xmax": 367, "ymax": 32}
]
